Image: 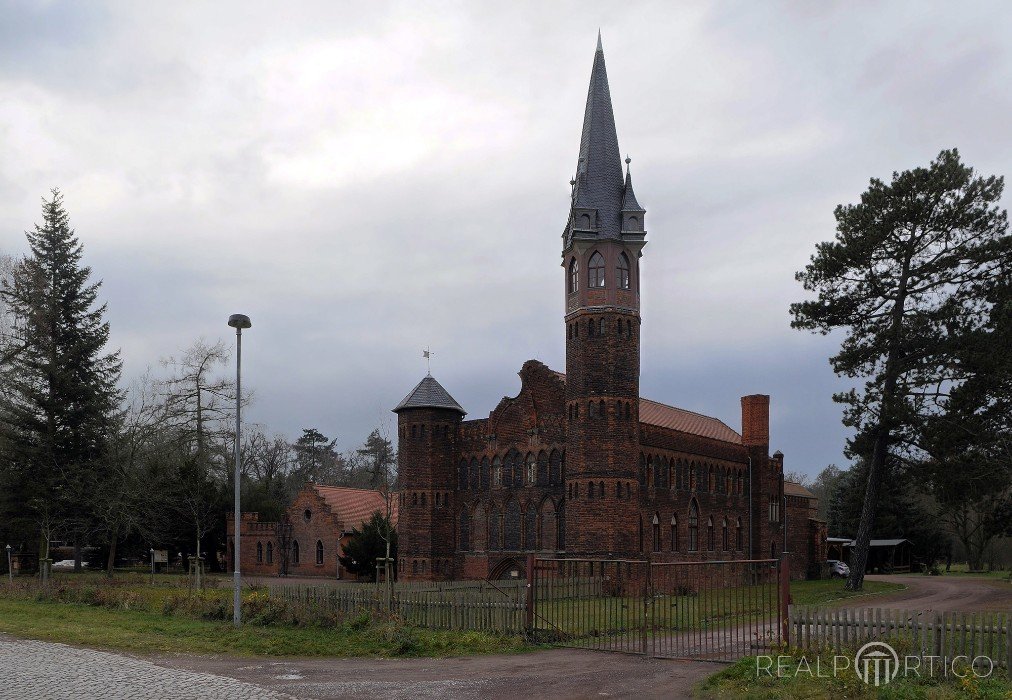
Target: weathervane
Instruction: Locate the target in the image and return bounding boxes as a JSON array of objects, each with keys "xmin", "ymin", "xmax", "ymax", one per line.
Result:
[{"xmin": 423, "ymin": 347, "xmax": 433, "ymax": 374}]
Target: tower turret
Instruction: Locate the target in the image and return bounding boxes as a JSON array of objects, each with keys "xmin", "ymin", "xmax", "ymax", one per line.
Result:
[
  {"xmin": 563, "ymin": 35, "xmax": 646, "ymax": 556},
  {"xmin": 393, "ymin": 374, "xmax": 465, "ymax": 580}
]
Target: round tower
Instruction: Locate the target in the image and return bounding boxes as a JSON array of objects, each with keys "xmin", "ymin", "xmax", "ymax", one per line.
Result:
[{"xmin": 393, "ymin": 374, "xmax": 465, "ymax": 580}]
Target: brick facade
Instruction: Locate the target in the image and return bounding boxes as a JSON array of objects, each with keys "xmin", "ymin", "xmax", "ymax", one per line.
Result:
[
  {"xmin": 393, "ymin": 39, "xmax": 823, "ymax": 582},
  {"xmin": 227, "ymin": 484, "xmax": 394, "ymax": 580}
]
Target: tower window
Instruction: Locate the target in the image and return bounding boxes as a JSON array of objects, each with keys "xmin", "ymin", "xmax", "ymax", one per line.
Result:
[
  {"xmin": 568, "ymin": 258, "xmax": 579, "ymax": 293},
  {"xmin": 618, "ymin": 252, "xmax": 630, "ymax": 290},
  {"xmin": 588, "ymin": 251, "xmax": 605, "ymax": 288}
]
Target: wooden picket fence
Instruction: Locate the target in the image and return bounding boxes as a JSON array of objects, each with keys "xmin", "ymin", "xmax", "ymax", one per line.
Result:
[{"xmin": 791, "ymin": 606, "xmax": 1011, "ymax": 676}]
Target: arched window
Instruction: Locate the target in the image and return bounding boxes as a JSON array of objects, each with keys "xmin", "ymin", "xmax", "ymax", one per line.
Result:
[
  {"xmin": 639, "ymin": 454, "xmax": 647, "ymax": 485},
  {"xmin": 652, "ymin": 513, "xmax": 661, "ymax": 552},
  {"xmin": 670, "ymin": 515, "xmax": 679, "ymax": 552},
  {"xmin": 549, "ymin": 449, "xmax": 562, "ymax": 485},
  {"xmin": 588, "ymin": 251, "xmax": 605, "ymax": 287},
  {"xmin": 504, "ymin": 500, "xmax": 521, "ymax": 550},
  {"xmin": 493, "ymin": 456, "xmax": 502, "ymax": 486},
  {"xmin": 707, "ymin": 517, "xmax": 715, "ymax": 551},
  {"xmin": 617, "ymin": 481, "xmax": 623, "ymax": 499},
  {"xmin": 588, "ymin": 481, "xmax": 595, "ymax": 498},
  {"xmin": 722, "ymin": 517, "xmax": 729, "ymax": 551},
  {"xmin": 638, "ymin": 516, "xmax": 644, "ymax": 553},
  {"xmin": 599, "ymin": 480, "xmax": 604, "ymax": 498},
  {"xmin": 473, "ymin": 503, "xmax": 486, "ymax": 551},
  {"xmin": 459, "ymin": 509, "xmax": 471, "ymax": 551},
  {"xmin": 266, "ymin": 542, "xmax": 273, "ymax": 564},
  {"xmin": 618, "ymin": 252, "xmax": 630, "ymax": 289},
  {"xmin": 292, "ymin": 540, "xmax": 300, "ymax": 565},
  {"xmin": 568, "ymin": 258, "xmax": 579, "ymax": 293},
  {"xmin": 537, "ymin": 451, "xmax": 549, "ymax": 486},
  {"xmin": 412, "ymin": 560, "xmax": 418, "ymax": 574},
  {"xmin": 539, "ymin": 499, "xmax": 557, "ymax": 551},
  {"xmin": 736, "ymin": 517, "xmax": 743, "ymax": 551},
  {"xmin": 256, "ymin": 542, "xmax": 263, "ymax": 563},
  {"xmin": 524, "ymin": 504, "xmax": 537, "ymax": 550},
  {"xmin": 488, "ymin": 506, "xmax": 502, "ymax": 551},
  {"xmin": 707, "ymin": 466, "xmax": 714, "ymax": 492},
  {"xmin": 598, "ymin": 318, "xmax": 606, "ymax": 336},
  {"xmin": 480, "ymin": 457, "xmax": 490, "ymax": 490},
  {"xmin": 688, "ymin": 501, "xmax": 699, "ymax": 552},
  {"xmin": 526, "ymin": 453, "xmax": 536, "ymax": 485},
  {"xmin": 316, "ymin": 540, "xmax": 324, "ymax": 564},
  {"xmin": 676, "ymin": 461, "xmax": 683, "ymax": 490},
  {"xmin": 469, "ymin": 457, "xmax": 479, "ymax": 490},
  {"xmin": 458, "ymin": 460, "xmax": 468, "ymax": 490},
  {"xmin": 589, "ymin": 401, "xmax": 598, "ymax": 418}
]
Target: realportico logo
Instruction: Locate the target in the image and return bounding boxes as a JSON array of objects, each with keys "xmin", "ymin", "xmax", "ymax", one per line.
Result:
[
  {"xmin": 756, "ymin": 641, "xmax": 995, "ymax": 686},
  {"xmin": 854, "ymin": 642, "xmax": 900, "ymax": 686}
]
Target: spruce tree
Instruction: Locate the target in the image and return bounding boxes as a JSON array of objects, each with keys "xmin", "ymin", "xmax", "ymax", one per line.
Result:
[{"xmin": 0, "ymin": 189, "xmax": 122, "ymax": 550}]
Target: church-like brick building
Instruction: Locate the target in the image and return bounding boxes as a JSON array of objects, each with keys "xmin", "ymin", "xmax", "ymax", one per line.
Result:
[{"xmin": 393, "ymin": 37, "xmax": 826, "ymax": 582}]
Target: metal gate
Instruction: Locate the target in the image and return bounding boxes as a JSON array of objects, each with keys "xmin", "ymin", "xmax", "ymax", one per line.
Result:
[{"xmin": 528, "ymin": 557, "xmax": 788, "ymax": 661}]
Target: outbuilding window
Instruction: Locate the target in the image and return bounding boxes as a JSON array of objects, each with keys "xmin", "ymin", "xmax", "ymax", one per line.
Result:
[{"xmin": 316, "ymin": 540, "xmax": 324, "ymax": 565}]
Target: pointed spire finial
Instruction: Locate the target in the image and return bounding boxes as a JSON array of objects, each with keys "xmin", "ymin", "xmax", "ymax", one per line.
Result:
[
  {"xmin": 625, "ymin": 154, "xmax": 631, "ymax": 176},
  {"xmin": 597, "ymin": 29, "xmax": 603, "ymax": 52}
]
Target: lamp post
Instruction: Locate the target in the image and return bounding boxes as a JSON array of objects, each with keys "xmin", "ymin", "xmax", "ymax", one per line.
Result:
[
  {"xmin": 149, "ymin": 548, "xmax": 155, "ymax": 586},
  {"xmin": 228, "ymin": 313, "xmax": 251, "ymax": 628},
  {"xmin": 5, "ymin": 545, "xmax": 11, "ymax": 584}
]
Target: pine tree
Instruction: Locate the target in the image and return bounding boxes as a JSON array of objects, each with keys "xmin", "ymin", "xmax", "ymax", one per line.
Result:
[
  {"xmin": 0, "ymin": 189, "xmax": 122, "ymax": 549},
  {"xmin": 791, "ymin": 150, "xmax": 1011, "ymax": 589}
]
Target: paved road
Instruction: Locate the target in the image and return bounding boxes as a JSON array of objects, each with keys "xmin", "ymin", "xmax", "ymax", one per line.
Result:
[
  {"xmin": 152, "ymin": 648, "xmax": 714, "ymax": 699},
  {"xmin": 0, "ymin": 636, "xmax": 292, "ymax": 699},
  {"xmin": 841, "ymin": 575, "xmax": 1012, "ymax": 612},
  {"xmin": 0, "ymin": 634, "xmax": 712, "ymax": 699}
]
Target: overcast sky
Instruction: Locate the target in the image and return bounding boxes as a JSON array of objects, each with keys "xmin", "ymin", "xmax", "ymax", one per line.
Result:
[{"xmin": 2, "ymin": 1, "xmax": 1010, "ymax": 477}]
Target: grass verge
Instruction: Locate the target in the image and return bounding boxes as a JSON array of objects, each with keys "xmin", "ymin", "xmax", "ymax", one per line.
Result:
[
  {"xmin": 698, "ymin": 652, "xmax": 1012, "ymax": 699},
  {"xmin": 790, "ymin": 578, "xmax": 906, "ymax": 607},
  {"xmin": 0, "ymin": 598, "xmax": 535, "ymax": 658}
]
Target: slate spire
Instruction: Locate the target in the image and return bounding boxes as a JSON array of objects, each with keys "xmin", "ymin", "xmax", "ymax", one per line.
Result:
[
  {"xmin": 393, "ymin": 374, "xmax": 466, "ymax": 415},
  {"xmin": 566, "ymin": 34, "xmax": 627, "ymax": 242},
  {"xmin": 621, "ymin": 156, "xmax": 644, "ymax": 214}
]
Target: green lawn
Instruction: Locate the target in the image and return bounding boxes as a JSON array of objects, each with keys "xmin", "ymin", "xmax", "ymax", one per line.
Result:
[
  {"xmin": 0, "ymin": 597, "xmax": 534, "ymax": 657},
  {"xmin": 698, "ymin": 651, "xmax": 1012, "ymax": 699}
]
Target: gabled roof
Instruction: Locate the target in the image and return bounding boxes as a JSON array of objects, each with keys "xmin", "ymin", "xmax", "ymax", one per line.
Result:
[
  {"xmin": 784, "ymin": 481, "xmax": 816, "ymax": 498},
  {"xmin": 312, "ymin": 485, "xmax": 398, "ymax": 530},
  {"xmin": 639, "ymin": 397, "xmax": 742, "ymax": 444},
  {"xmin": 392, "ymin": 374, "xmax": 466, "ymax": 415}
]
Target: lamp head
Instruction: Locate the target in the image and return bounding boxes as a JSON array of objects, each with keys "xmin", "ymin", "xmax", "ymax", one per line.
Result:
[
  {"xmin": 5, "ymin": 545, "xmax": 10, "ymax": 552},
  {"xmin": 228, "ymin": 313, "xmax": 252, "ymax": 330}
]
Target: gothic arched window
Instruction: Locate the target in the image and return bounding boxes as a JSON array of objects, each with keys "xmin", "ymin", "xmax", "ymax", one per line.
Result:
[
  {"xmin": 670, "ymin": 515, "xmax": 679, "ymax": 552},
  {"xmin": 652, "ymin": 513, "xmax": 661, "ymax": 552},
  {"xmin": 618, "ymin": 252, "xmax": 630, "ymax": 290},
  {"xmin": 316, "ymin": 540, "xmax": 324, "ymax": 564},
  {"xmin": 256, "ymin": 542, "xmax": 263, "ymax": 563},
  {"xmin": 266, "ymin": 542, "xmax": 273, "ymax": 564},
  {"xmin": 588, "ymin": 251, "xmax": 605, "ymax": 288},
  {"xmin": 292, "ymin": 540, "xmax": 300, "ymax": 564},
  {"xmin": 688, "ymin": 501, "xmax": 699, "ymax": 552},
  {"xmin": 568, "ymin": 258, "xmax": 579, "ymax": 293},
  {"xmin": 736, "ymin": 517, "xmax": 743, "ymax": 551},
  {"xmin": 707, "ymin": 517, "xmax": 715, "ymax": 551},
  {"xmin": 459, "ymin": 509, "xmax": 471, "ymax": 551},
  {"xmin": 722, "ymin": 517, "xmax": 729, "ymax": 551}
]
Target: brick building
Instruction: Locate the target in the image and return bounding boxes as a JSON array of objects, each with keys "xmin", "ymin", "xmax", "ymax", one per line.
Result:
[
  {"xmin": 394, "ymin": 37, "xmax": 826, "ymax": 582},
  {"xmin": 226, "ymin": 483, "xmax": 397, "ymax": 579}
]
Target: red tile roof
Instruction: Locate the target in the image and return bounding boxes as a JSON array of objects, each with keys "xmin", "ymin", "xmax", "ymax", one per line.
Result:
[
  {"xmin": 312, "ymin": 486, "xmax": 398, "ymax": 530},
  {"xmin": 784, "ymin": 481, "xmax": 816, "ymax": 498},
  {"xmin": 639, "ymin": 397, "xmax": 742, "ymax": 444},
  {"xmin": 550, "ymin": 369, "xmax": 741, "ymax": 444}
]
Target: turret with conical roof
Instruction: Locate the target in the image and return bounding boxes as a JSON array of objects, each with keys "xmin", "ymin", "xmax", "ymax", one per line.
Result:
[{"xmin": 393, "ymin": 374, "xmax": 464, "ymax": 580}]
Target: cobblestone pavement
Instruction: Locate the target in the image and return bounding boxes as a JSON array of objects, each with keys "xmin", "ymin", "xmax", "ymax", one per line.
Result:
[{"xmin": 0, "ymin": 637, "xmax": 293, "ymax": 700}]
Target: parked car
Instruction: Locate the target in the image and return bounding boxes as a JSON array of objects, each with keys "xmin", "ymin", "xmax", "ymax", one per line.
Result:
[{"xmin": 827, "ymin": 559, "xmax": 850, "ymax": 578}]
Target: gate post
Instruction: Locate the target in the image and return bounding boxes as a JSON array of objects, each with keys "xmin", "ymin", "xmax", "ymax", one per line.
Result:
[
  {"xmin": 779, "ymin": 554, "xmax": 791, "ymax": 648},
  {"xmin": 525, "ymin": 554, "xmax": 535, "ymax": 632}
]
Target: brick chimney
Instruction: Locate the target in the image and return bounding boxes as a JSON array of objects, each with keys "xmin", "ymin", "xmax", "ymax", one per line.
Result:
[{"xmin": 740, "ymin": 394, "xmax": 770, "ymax": 447}]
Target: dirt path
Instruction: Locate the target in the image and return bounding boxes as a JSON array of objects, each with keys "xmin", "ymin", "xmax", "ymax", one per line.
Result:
[
  {"xmin": 151, "ymin": 648, "xmax": 716, "ymax": 699},
  {"xmin": 837, "ymin": 575, "xmax": 1011, "ymax": 612}
]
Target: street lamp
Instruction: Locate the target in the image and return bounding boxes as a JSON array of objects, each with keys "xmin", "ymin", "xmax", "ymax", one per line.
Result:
[
  {"xmin": 5, "ymin": 545, "xmax": 11, "ymax": 584},
  {"xmin": 228, "ymin": 313, "xmax": 251, "ymax": 628}
]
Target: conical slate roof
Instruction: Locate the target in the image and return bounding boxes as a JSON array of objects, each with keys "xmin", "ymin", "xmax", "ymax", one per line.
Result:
[
  {"xmin": 392, "ymin": 374, "xmax": 466, "ymax": 415},
  {"xmin": 569, "ymin": 33, "xmax": 625, "ymax": 239},
  {"xmin": 621, "ymin": 167, "xmax": 644, "ymax": 212}
]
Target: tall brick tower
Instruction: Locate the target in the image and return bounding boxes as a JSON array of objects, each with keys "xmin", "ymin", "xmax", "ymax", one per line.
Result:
[
  {"xmin": 563, "ymin": 35, "xmax": 647, "ymax": 556},
  {"xmin": 393, "ymin": 375, "xmax": 465, "ymax": 580}
]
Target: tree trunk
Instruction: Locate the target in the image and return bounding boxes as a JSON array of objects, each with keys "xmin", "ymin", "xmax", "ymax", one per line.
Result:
[
  {"xmin": 73, "ymin": 538, "xmax": 82, "ymax": 573},
  {"xmin": 105, "ymin": 526, "xmax": 118, "ymax": 578}
]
